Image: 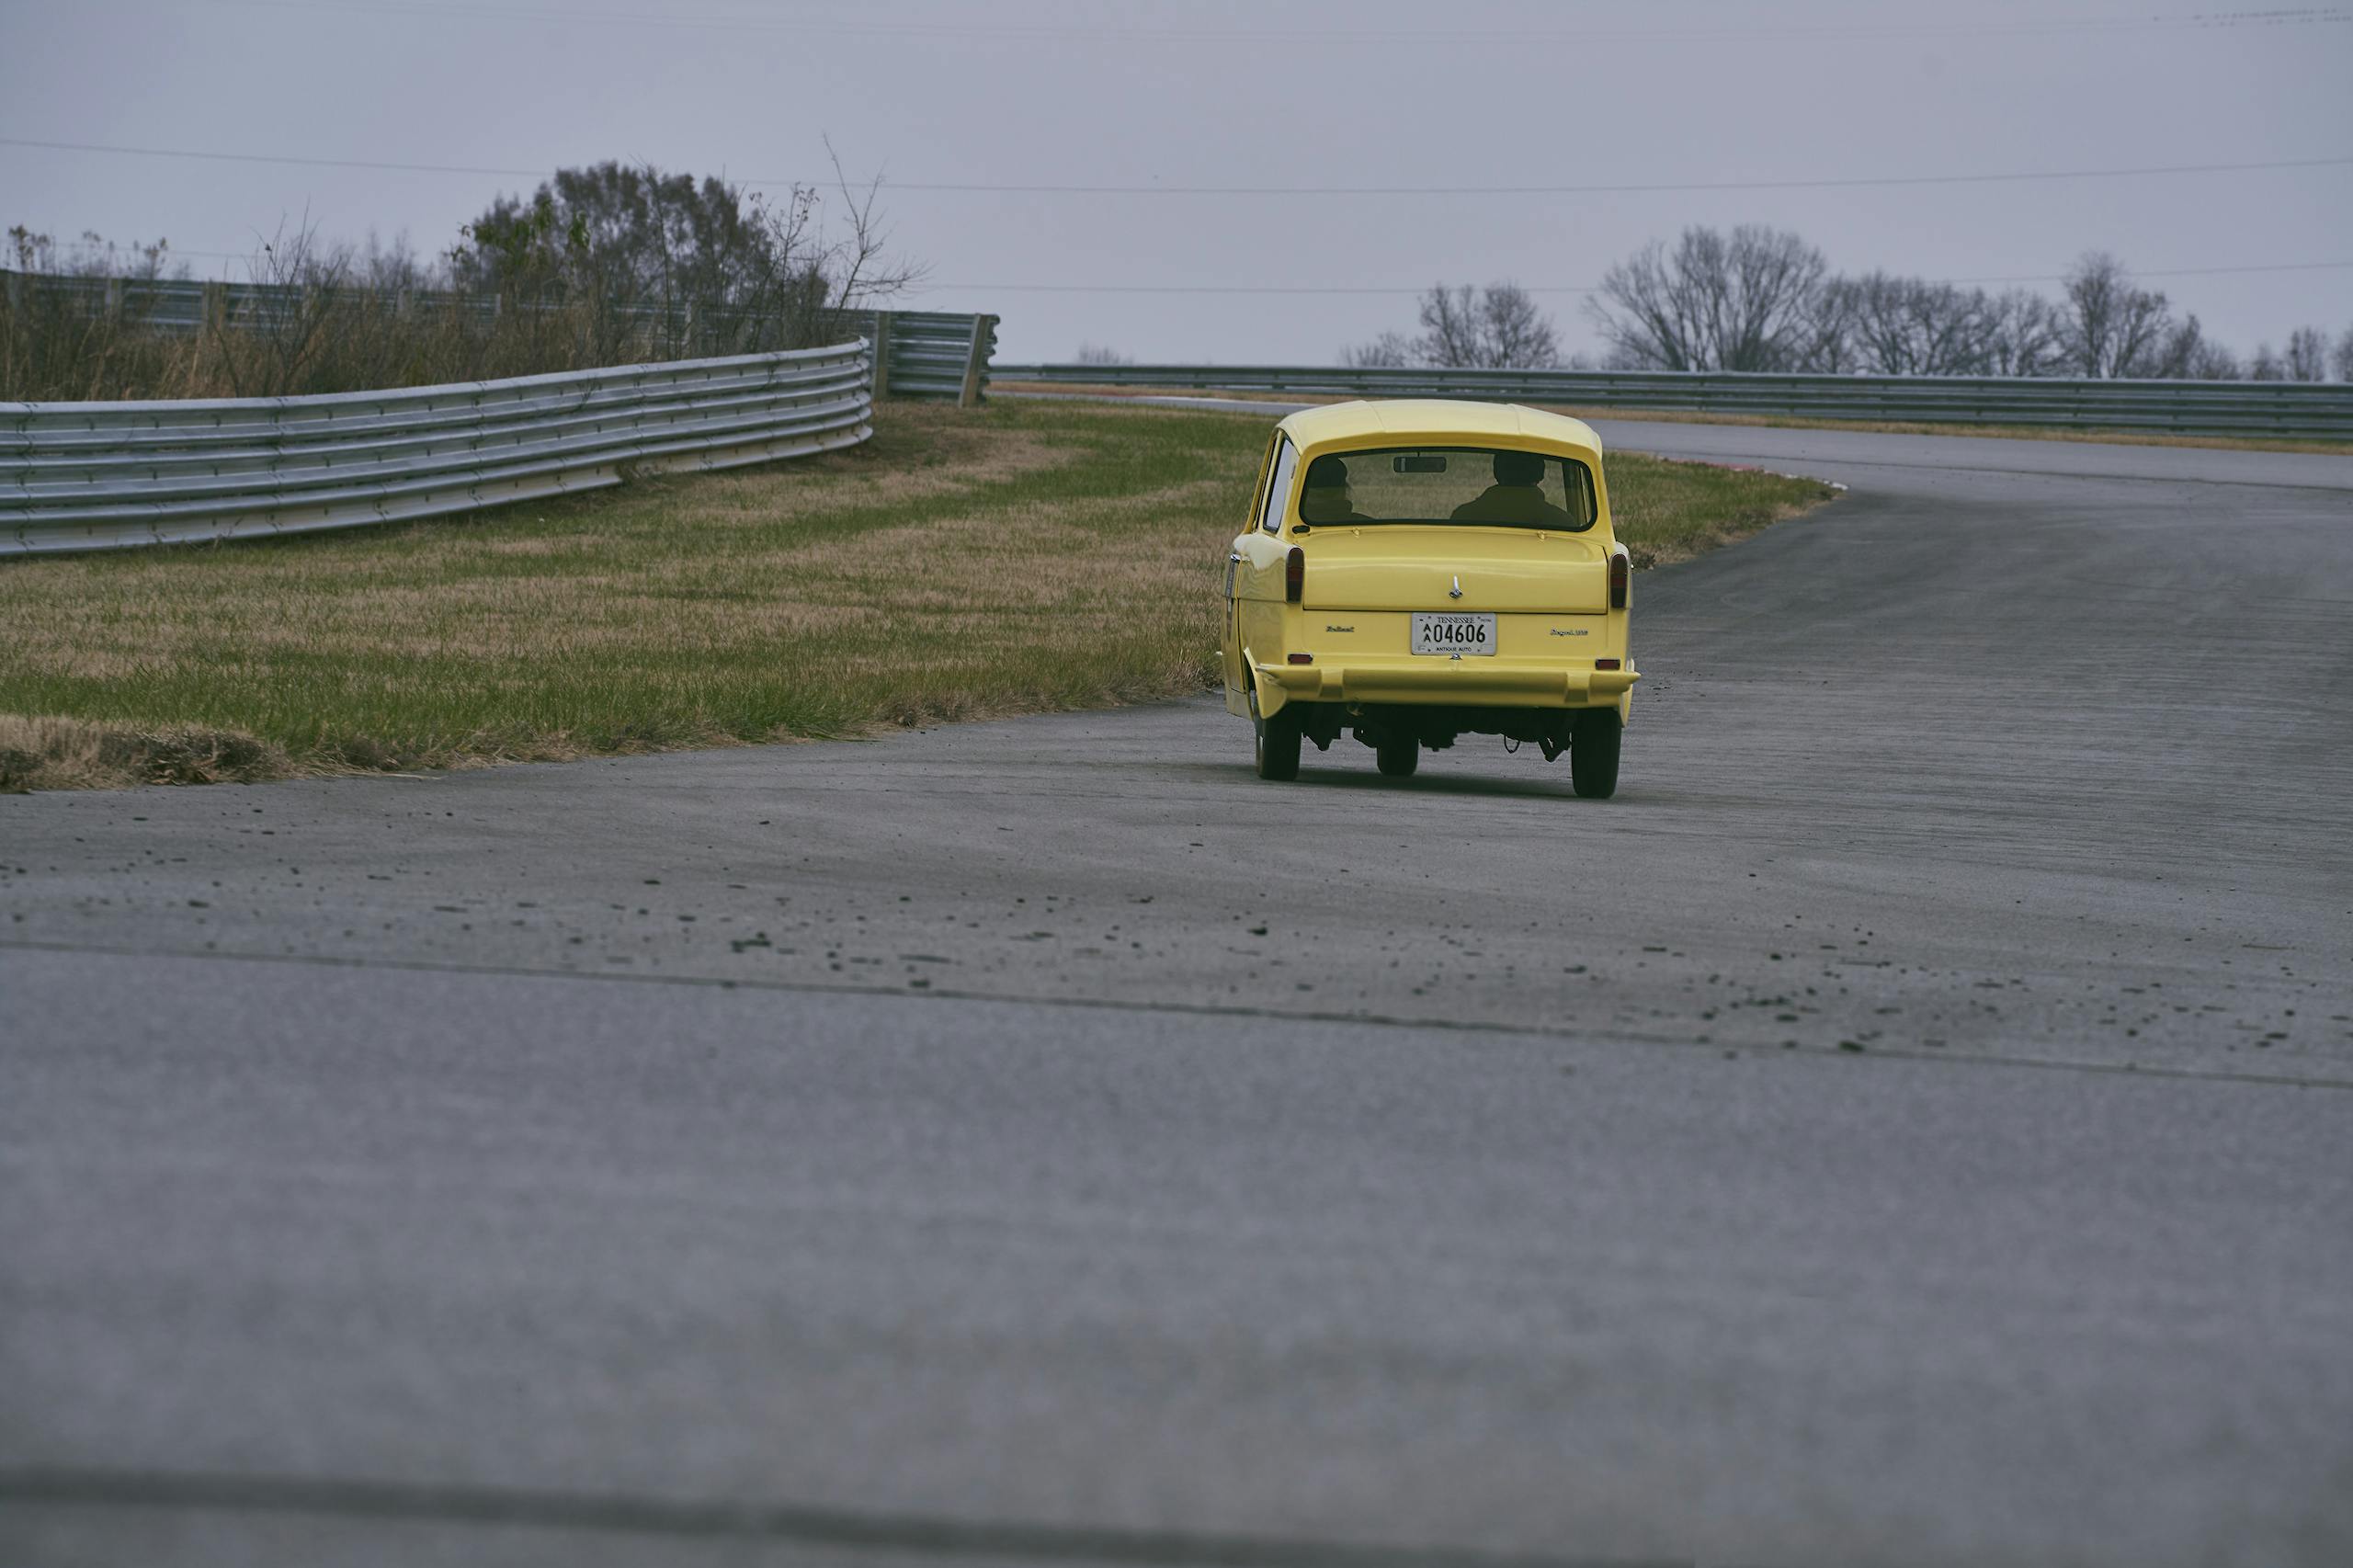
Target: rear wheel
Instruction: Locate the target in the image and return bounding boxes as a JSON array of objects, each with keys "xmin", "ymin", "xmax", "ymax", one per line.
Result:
[
  {"xmin": 1570, "ymin": 710, "xmax": 1621, "ymax": 800},
  {"xmin": 1255, "ymin": 708, "xmax": 1302, "ymax": 781},
  {"xmin": 1375, "ymin": 736, "xmax": 1419, "ymax": 778}
]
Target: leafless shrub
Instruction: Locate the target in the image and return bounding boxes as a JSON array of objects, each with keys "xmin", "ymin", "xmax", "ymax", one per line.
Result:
[
  {"xmin": 2, "ymin": 225, "xmax": 192, "ymax": 398},
  {"xmin": 1340, "ymin": 331, "xmax": 1415, "ymax": 369},
  {"xmin": 206, "ymin": 215, "xmax": 358, "ymax": 397}
]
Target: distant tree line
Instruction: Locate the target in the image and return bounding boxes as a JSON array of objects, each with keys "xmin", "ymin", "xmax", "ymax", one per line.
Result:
[{"xmin": 1345, "ymin": 226, "xmax": 2353, "ymax": 381}]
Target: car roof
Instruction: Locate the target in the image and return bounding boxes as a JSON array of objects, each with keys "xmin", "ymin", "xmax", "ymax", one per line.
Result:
[{"xmin": 1276, "ymin": 399, "xmax": 1603, "ymax": 460}]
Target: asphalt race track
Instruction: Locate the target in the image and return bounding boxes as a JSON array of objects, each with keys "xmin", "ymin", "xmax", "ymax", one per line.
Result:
[{"xmin": 5, "ymin": 419, "xmax": 2350, "ymax": 1567}]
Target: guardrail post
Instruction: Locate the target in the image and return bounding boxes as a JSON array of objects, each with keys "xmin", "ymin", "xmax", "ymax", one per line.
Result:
[
  {"xmin": 4, "ymin": 269, "xmax": 21, "ymax": 317},
  {"xmin": 104, "ymin": 278, "xmax": 124, "ymax": 322},
  {"xmin": 202, "ymin": 281, "xmax": 225, "ymax": 334},
  {"xmin": 870, "ymin": 311, "xmax": 892, "ymax": 401},
  {"xmin": 958, "ymin": 313, "xmax": 995, "ymax": 409}
]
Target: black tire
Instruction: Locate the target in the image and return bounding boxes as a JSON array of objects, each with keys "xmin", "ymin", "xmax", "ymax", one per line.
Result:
[
  {"xmin": 1255, "ymin": 708, "xmax": 1302, "ymax": 781},
  {"xmin": 1570, "ymin": 709, "xmax": 1621, "ymax": 800},
  {"xmin": 1375, "ymin": 736, "xmax": 1419, "ymax": 778}
]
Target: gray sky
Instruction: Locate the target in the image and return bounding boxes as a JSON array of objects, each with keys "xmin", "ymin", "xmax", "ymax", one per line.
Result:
[{"xmin": 4, "ymin": 0, "xmax": 2348, "ymax": 366}]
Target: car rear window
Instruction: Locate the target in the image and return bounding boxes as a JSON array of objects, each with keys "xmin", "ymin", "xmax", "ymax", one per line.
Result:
[{"xmin": 1299, "ymin": 447, "xmax": 1597, "ymax": 532}]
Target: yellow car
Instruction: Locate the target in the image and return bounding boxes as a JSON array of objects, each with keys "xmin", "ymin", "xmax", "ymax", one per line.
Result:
[{"xmin": 1222, "ymin": 400, "xmax": 1636, "ymax": 797}]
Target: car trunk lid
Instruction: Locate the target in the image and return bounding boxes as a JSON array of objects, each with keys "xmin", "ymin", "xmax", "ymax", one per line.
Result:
[{"xmin": 1298, "ymin": 526, "xmax": 1610, "ymax": 613}]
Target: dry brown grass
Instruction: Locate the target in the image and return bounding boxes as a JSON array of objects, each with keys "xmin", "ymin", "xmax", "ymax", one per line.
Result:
[
  {"xmin": 0, "ymin": 715, "xmax": 291, "ymax": 792},
  {"xmin": 994, "ymin": 381, "xmax": 2353, "ymax": 457}
]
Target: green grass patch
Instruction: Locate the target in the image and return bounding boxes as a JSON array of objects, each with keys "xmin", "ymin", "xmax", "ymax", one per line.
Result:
[{"xmin": 0, "ymin": 399, "xmax": 1833, "ymax": 789}]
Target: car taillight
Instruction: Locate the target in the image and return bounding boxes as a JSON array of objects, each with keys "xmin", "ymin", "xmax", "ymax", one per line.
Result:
[
  {"xmin": 1608, "ymin": 551, "xmax": 1628, "ymax": 609},
  {"xmin": 1286, "ymin": 546, "xmax": 1304, "ymax": 604}
]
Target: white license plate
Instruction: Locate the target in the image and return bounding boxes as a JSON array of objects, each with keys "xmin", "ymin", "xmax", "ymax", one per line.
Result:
[{"xmin": 1412, "ymin": 612, "xmax": 1496, "ymax": 656}]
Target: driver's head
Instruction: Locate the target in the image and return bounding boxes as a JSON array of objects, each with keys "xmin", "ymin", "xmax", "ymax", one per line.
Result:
[
  {"xmin": 1493, "ymin": 449, "xmax": 1544, "ymax": 487},
  {"xmin": 1300, "ymin": 456, "xmax": 1352, "ymax": 520}
]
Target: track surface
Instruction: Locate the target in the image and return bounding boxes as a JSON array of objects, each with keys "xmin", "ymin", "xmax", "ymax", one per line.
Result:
[{"xmin": 5, "ymin": 420, "xmax": 2351, "ymax": 1567}]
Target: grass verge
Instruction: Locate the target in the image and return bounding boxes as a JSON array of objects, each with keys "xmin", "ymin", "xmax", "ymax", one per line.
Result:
[
  {"xmin": 995, "ymin": 381, "xmax": 2353, "ymax": 457},
  {"xmin": 0, "ymin": 399, "xmax": 1834, "ymax": 790}
]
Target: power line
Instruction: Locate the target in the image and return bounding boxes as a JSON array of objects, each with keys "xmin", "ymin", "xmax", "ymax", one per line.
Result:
[
  {"xmin": 902, "ymin": 260, "xmax": 2353, "ymax": 296},
  {"xmin": 217, "ymin": 0, "xmax": 2353, "ymax": 46},
  {"xmin": 6, "ymin": 135, "xmax": 2349, "ymax": 198}
]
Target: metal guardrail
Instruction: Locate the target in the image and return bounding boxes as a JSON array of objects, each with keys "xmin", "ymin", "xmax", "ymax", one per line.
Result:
[
  {"xmin": 994, "ymin": 363, "xmax": 2353, "ymax": 440},
  {"xmin": 839, "ymin": 310, "xmax": 1000, "ymax": 403},
  {"xmin": 0, "ymin": 270, "xmax": 999, "ymax": 403},
  {"xmin": 1, "ymin": 343, "xmax": 874, "ymax": 555}
]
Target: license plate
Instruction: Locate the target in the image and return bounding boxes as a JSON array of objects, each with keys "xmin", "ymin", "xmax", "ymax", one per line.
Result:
[{"xmin": 1412, "ymin": 612, "xmax": 1496, "ymax": 656}]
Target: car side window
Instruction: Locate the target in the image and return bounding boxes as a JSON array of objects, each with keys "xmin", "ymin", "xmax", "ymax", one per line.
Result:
[
  {"xmin": 1566, "ymin": 461, "xmax": 1597, "ymax": 528},
  {"xmin": 1245, "ymin": 434, "xmax": 1279, "ymax": 529},
  {"xmin": 1259, "ymin": 438, "xmax": 1298, "ymax": 534}
]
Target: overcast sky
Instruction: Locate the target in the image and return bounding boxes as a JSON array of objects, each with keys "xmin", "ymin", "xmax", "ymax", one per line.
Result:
[{"xmin": 3, "ymin": 0, "xmax": 2347, "ymax": 366}]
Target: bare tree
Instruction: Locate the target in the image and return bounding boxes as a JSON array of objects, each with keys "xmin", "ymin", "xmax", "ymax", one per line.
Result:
[
  {"xmin": 1074, "ymin": 343, "xmax": 1131, "ymax": 366},
  {"xmin": 1587, "ymin": 224, "xmax": 1831, "ymax": 371},
  {"xmin": 1984, "ymin": 290, "xmax": 2068, "ymax": 377},
  {"xmin": 1831, "ymin": 273, "xmax": 2011, "ymax": 376},
  {"xmin": 2335, "ymin": 325, "xmax": 2353, "ymax": 382},
  {"xmin": 1784, "ymin": 281, "xmax": 1858, "ymax": 372},
  {"xmin": 2247, "ymin": 343, "xmax": 2286, "ymax": 381},
  {"xmin": 1415, "ymin": 283, "xmax": 1561, "ymax": 368},
  {"xmin": 818, "ymin": 141, "xmax": 927, "ymax": 313},
  {"xmin": 2281, "ymin": 326, "xmax": 2329, "ymax": 381},
  {"xmin": 1341, "ymin": 284, "xmax": 1559, "ymax": 369},
  {"xmin": 2060, "ymin": 253, "xmax": 2179, "ymax": 378}
]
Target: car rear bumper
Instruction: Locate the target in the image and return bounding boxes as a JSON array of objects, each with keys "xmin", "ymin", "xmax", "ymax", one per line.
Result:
[{"xmin": 1255, "ymin": 657, "xmax": 1637, "ymax": 710}]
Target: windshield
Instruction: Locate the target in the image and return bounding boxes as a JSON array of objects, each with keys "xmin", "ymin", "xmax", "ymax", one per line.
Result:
[{"xmin": 1298, "ymin": 447, "xmax": 1597, "ymax": 531}]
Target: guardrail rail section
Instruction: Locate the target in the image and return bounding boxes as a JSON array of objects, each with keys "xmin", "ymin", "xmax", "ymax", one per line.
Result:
[
  {"xmin": 843, "ymin": 311, "xmax": 1001, "ymax": 404},
  {"xmin": 2, "ymin": 343, "xmax": 874, "ymax": 555},
  {"xmin": 994, "ymin": 363, "xmax": 2353, "ymax": 441}
]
